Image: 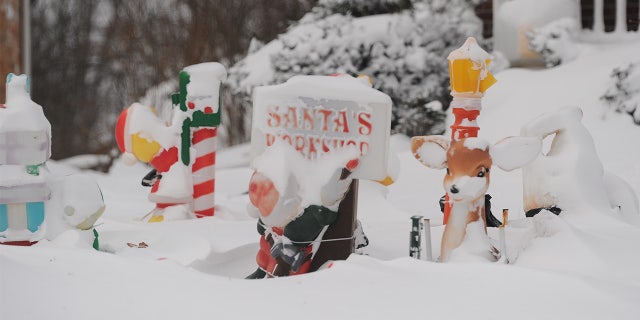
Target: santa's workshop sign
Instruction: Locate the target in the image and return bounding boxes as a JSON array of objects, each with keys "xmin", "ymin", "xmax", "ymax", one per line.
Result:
[{"xmin": 251, "ymin": 75, "xmax": 392, "ymax": 180}]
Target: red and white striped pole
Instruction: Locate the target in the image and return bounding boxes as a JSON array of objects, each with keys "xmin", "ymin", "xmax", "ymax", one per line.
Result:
[
  {"xmin": 177, "ymin": 62, "xmax": 227, "ymax": 219},
  {"xmin": 192, "ymin": 127, "xmax": 217, "ymax": 217}
]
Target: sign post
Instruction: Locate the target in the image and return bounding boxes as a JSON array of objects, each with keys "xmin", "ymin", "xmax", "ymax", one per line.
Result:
[{"xmin": 250, "ymin": 75, "xmax": 392, "ymax": 273}]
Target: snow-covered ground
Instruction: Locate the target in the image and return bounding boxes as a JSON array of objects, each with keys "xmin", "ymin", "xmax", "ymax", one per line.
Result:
[{"xmin": 3, "ymin": 39, "xmax": 640, "ymax": 319}]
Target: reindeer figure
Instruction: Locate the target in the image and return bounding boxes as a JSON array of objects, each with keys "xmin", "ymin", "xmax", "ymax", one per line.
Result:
[{"xmin": 411, "ymin": 135, "xmax": 541, "ymax": 262}]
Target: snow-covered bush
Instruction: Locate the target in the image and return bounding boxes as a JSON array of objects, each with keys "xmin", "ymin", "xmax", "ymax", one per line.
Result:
[
  {"xmin": 307, "ymin": 0, "xmax": 413, "ymax": 19},
  {"xmin": 488, "ymin": 50, "xmax": 510, "ymax": 74},
  {"xmin": 601, "ymin": 62, "xmax": 640, "ymax": 125},
  {"xmin": 228, "ymin": 0, "xmax": 485, "ymax": 138},
  {"xmin": 528, "ymin": 17, "xmax": 579, "ymax": 67}
]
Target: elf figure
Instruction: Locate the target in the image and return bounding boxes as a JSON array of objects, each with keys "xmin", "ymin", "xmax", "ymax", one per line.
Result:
[
  {"xmin": 246, "ymin": 142, "xmax": 361, "ymax": 278},
  {"xmin": 115, "ymin": 103, "xmax": 193, "ymax": 222}
]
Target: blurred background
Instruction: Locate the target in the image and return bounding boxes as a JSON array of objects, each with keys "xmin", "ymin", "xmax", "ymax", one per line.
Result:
[{"xmin": 0, "ymin": 0, "xmax": 638, "ymax": 171}]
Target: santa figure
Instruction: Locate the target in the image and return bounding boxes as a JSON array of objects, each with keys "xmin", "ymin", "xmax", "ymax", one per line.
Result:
[
  {"xmin": 115, "ymin": 103, "xmax": 193, "ymax": 222},
  {"xmin": 246, "ymin": 142, "xmax": 362, "ymax": 278}
]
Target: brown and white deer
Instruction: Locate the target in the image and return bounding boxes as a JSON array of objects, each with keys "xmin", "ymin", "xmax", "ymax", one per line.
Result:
[{"xmin": 411, "ymin": 135, "xmax": 541, "ymax": 262}]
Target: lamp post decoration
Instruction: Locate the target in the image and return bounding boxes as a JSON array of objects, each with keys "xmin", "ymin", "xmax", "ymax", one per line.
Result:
[{"xmin": 443, "ymin": 37, "xmax": 497, "ymax": 224}]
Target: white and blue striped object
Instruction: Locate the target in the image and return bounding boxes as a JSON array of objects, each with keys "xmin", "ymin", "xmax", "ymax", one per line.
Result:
[{"xmin": 0, "ymin": 202, "xmax": 45, "ymax": 233}]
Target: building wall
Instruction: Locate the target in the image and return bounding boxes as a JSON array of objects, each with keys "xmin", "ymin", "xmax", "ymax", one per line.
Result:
[
  {"xmin": 580, "ymin": 0, "xmax": 639, "ymax": 31},
  {"xmin": 0, "ymin": 0, "xmax": 22, "ymax": 103},
  {"xmin": 476, "ymin": 0, "xmax": 640, "ymax": 38}
]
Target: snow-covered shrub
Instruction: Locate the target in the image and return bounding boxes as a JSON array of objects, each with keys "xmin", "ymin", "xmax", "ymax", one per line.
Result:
[
  {"xmin": 394, "ymin": 100, "xmax": 446, "ymax": 137},
  {"xmin": 229, "ymin": 0, "xmax": 485, "ymax": 137},
  {"xmin": 528, "ymin": 17, "xmax": 579, "ymax": 67},
  {"xmin": 488, "ymin": 50, "xmax": 510, "ymax": 74},
  {"xmin": 307, "ymin": 0, "xmax": 413, "ymax": 19},
  {"xmin": 601, "ymin": 62, "xmax": 640, "ymax": 125}
]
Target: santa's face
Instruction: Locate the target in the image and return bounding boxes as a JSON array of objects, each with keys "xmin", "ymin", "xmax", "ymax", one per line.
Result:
[{"xmin": 249, "ymin": 172, "xmax": 280, "ymax": 217}]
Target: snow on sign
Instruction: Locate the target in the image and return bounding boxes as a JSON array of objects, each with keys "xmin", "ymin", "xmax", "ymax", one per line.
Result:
[{"xmin": 251, "ymin": 75, "xmax": 392, "ymax": 180}]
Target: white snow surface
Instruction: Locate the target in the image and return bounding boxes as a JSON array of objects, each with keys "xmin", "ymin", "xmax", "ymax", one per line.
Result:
[{"xmin": 3, "ymin": 41, "xmax": 640, "ymax": 319}]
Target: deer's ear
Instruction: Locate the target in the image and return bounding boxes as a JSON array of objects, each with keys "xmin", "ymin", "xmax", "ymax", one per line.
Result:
[
  {"xmin": 411, "ymin": 135, "xmax": 450, "ymax": 169},
  {"xmin": 490, "ymin": 136, "xmax": 542, "ymax": 171}
]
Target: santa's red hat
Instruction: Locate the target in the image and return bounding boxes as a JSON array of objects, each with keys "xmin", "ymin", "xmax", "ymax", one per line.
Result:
[{"xmin": 115, "ymin": 106, "xmax": 138, "ymax": 165}]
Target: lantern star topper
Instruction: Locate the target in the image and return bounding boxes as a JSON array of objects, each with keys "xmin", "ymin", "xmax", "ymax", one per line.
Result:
[{"xmin": 447, "ymin": 37, "xmax": 497, "ymax": 97}]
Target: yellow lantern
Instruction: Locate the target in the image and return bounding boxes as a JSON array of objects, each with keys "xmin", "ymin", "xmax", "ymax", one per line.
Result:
[{"xmin": 447, "ymin": 37, "xmax": 497, "ymax": 96}]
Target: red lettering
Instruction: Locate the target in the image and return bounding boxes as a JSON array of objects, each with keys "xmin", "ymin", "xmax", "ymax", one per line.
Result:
[
  {"xmin": 333, "ymin": 110, "xmax": 350, "ymax": 133},
  {"xmin": 359, "ymin": 141, "xmax": 369, "ymax": 156},
  {"xmin": 303, "ymin": 108, "xmax": 315, "ymax": 131},
  {"xmin": 308, "ymin": 136, "xmax": 319, "ymax": 160},
  {"xmin": 316, "ymin": 109, "xmax": 332, "ymax": 132},
  {"xmin": 322, "ymin": 138, "xmax": 331, "ymax": 153},
  {"xmin": 357, "ymin": 112, "xmax": 372, "ymax": 136},
  {"xmin": 266, "ymin": 133, "xmax": 276, "ymax": 146},
  {"xmin": 282, "ymin": 134, "xmax": 292, "ymax": 145},
  {"xmin": 267, "ymin": 106, "xmax": 281, "ymax": 127},
  {"xmin": 294, "ymin": 135, "xmax": 305, "ymax": 153},
  {"xmin": 283, "ymin": 106, "xmax": 298, "ymax": 129}
]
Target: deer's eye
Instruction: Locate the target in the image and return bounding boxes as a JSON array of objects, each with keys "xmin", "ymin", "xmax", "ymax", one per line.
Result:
[
  {"xmin": 446, "ymin": 168, "xmax": 450, "ymax": 175},
  {"xmin": 477, "ymin": 167, "xmax": 488, "ymax": 178}
]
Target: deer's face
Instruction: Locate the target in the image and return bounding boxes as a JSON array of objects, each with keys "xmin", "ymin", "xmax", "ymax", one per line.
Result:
[
  {"xmin": 444, "ymin": 140, "xmax": 492, "ymax": 202},
  {"xmin": 411, "ymin": 135, "xmax": 542, "ymax": 203}
]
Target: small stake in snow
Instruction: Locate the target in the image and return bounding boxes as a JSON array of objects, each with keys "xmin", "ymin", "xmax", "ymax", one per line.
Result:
[
  {"xmin": 409, "ymin": 215, "xmax": 423, "ymax": 259},
  {"xmin": 423, "ymin": 218, "xmax": 433, "ymax": 262},
  {"xmin": 498, "ymin": 209, "xmax": 509, "ymax": 264}
]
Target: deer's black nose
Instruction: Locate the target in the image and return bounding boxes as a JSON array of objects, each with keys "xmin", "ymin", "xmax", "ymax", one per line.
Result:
[{"xmin": 450, "ymin": 185, "xmax": 459, "ymax": 194}]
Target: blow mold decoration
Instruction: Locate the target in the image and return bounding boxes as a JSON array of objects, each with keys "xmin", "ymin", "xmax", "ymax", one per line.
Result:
[
  {"xmin": 0, "ymin": 74, "xmax": 104, "ymax": 246},
  {"xmin": 246, "ymin": 141, "xmax": 362, "ymax": 278},
  {"xmin": 247, "ymin": 75, "xmax": 391, "ymax": 278},
  {"xmin": 115, "ymin": 62, "xmax": 227, "ymax": 221},
  {"xmin": 443, "ymin": 37, "xmax": 496, "ymax": 224},
  {"xmin": 521, "ymin": 107, "xmax": 639, "ymax": 223},
  {"xmin": 411, "ymin": 135, "xmax": 540, "ymax": 262},
  {"xmin": 0, "ymin": 74, "xmax": 51, "ymax": 243},
  {"xmin": 410, "ymin": 38, "xmax": 541, "ymax": 262},
  {"xmin": 448, "ymin": 37, "xmax": 497, "ymax": 98},
  {"xmin": 447, "ymin": 37, "xmax": 496, "ymax": 140}
]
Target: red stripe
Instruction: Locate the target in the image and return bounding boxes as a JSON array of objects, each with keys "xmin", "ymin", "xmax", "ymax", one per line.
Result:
[
  {"xmin": 195, "ymin": 208, "xmax": 214, "ymax": 218},
  {"xmin": 0, "ymin": 241, "xmax": 37, "ymax": 246},
  {"xmin": 192, "ymin": 152, "xmax": 216, "ymax": 172},
  {"xmin": 193, "ymin": 180, "xmax": 215, "ymax": 197},
  {"xmin": 192, "ymin": 128, "xmax": 217, "ymax": 144},
  {"xmin": 157, "ymin": 203, "xmax": 180, "ymax": 209}
]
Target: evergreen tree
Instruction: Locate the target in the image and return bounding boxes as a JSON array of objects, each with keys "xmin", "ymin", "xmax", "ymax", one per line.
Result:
[{"xmin": 229, "ymin": 0, "xmax": 485, "ymax": 138}]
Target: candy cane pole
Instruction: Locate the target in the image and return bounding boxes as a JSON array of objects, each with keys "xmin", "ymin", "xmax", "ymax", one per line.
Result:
[
  {"xmin": 191, "ymin": 127, "xmax": 217, "ymax": 217},
  {"xmin": 176, "ymin": 62, "xmax": 227, "ymax": 218},
  {"xmin": 443, "ymin": 37, "xmax": 496, "ymax": 224}
]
